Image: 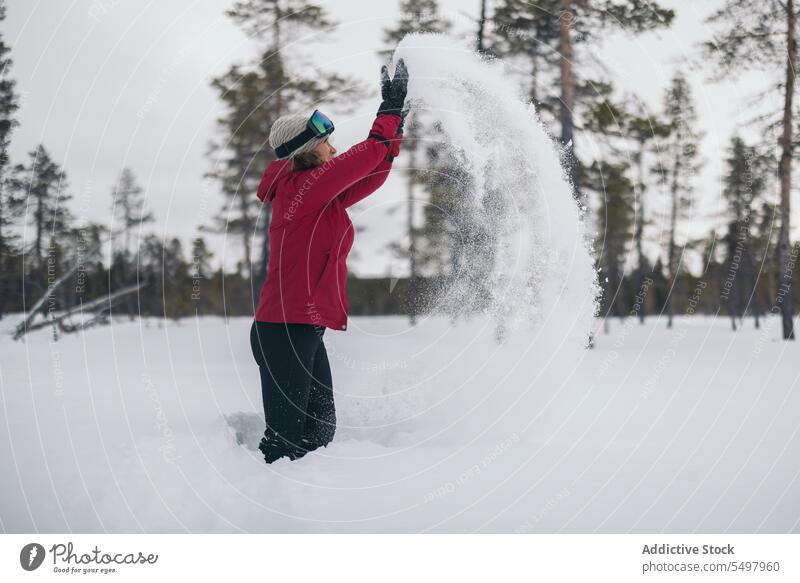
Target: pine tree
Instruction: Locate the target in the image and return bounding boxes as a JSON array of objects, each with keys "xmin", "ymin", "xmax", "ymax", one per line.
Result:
[
  {"xmin": 207, "ymin": 66, "xmax": 268, "ymax": 286},
  {"xmin": 591, "ymin": 160, "xmax": 635, "ymax": 321},
  {"xmin": 68, "ymin": 222, "xmax": 105, "ymax": 304},
  {"xmin": 490, "ymin": 0, "xmax": 563, "ymax": 120},
  {"xmin": 163, "ymin": 237, "xmax": 190, "ymax": 319},
  {"xmin": 476, "ymin": 0, "xmax": 489, "ymax": 54},
  {"xmin": 580, "ymin": 81, "xmax": 635, "ymax": 324},
  {"xmin": 655, "ymin": 74, "xmax": 701, "ymax": 329},
  {"xmin": 0, "ymin": 0, "xmax": 18, "ymax": 319},
  {"xmin": 382, "ymin": 0, "xmax": 452, "ymax": 54},
  {"xmin": 489, "ymin": 0, "xmax": 674, "ymax": 198},
  {"xmin": 109, "ymin": 168, "xmax": 152, "ymax": 318},
  {"xmin": 138, "ymin": 235, "xmax": 191, "ymax": 319},
  {"xmin": 110, "ymin": 167, "xmax": 152, "ymax": 256},
  {"xmin": 138, "ymin": 234, "xmax": 164, "ymax": 317},
  {"xmin": 190, "ymin": 236, "xmax": 214, "ymax": 314},
  {"xmin": 702, "ymin": 0, "xmax": 797, "ymax": 339},
  {"xmin": 10, "ymin": 146, "xmax": 73, "ymax": 281},
  {"xmin": 719, "ymin": 137, "xmax": 772, "ymax": 330},
  {"xmin": 626, "ymin": 109, "xmax": 671, "ymax": 323},
  {"xmin": 749, "ymin": 198, "xmax": 779, "ymax": 328},
  {"xmin": 208, "ymin": 0, "xmax": 363, "ymax": 301}
]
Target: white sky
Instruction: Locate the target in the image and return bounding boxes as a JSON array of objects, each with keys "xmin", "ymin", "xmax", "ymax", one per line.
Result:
[{"xmin": 5, "ymin": 0, "xmax": 788, "ymax": 277}]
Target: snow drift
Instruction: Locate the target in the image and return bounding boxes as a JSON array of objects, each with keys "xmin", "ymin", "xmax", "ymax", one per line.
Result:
[{"xmin": 9, "ymin": 37, "xmax": 795, "ymax": 536}]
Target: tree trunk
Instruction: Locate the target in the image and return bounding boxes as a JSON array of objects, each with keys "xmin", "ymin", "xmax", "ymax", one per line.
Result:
[
  {"xmin": 123, "ymin": 219, "xmax": 130, "ymax": 258},
  {"xmin": 558, "ymin": 0, "xmax": 578, "ymax": 198},
  {"xmin": 272, "ymin": 9, "xmax": 284, "ymax": 116},
  {"xmin": 777, "ymin": 0, "xmax": 796, "ymax": 340},
  {"xmin": 254, "ymin": 8, "xmax": 283, "ymax": 296},
  {"xmin": 255, "ymin": 207, "xmax": 271, "ymax": 291},
  {"xmin": 635, "ymin": 141, "xmax": 646, "ymax": 324},
  {"xmin": 240, "ymin": 184, "xmax": 253, "ymax": 279},
  {"xmin": 35, "ymin": 190, "xmax": 43, "ymax": 270},
  {"xmin": 666, "ymin": 155, "xmax": 680, "ymax": 329},
  {"xmin": 728, "ymin": 221, "xmax": 742, "ymax": 330},
  {"xmin": 529, "ymin": 45, "xmax": 540, "ymax": 107},
  {"xmin": 0, "ymin": 194, "xmax": 5, "ymax": 320},
  {"xmin": 408, "ymin": 142, "xmax": 418, "ymax": 326},
  {"xmin": 748, "ymin": 248, "xmax": 761, "ymax": 328},
  {"xmin": 476, "ymin": 0, "xmax": 487, "ymax": 54},
  {"xmin": 729, "ymin": 263, "xmax": 738, "ymax": 331}
]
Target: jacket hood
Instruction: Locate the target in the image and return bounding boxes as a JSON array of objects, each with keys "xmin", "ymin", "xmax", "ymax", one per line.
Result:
[{"xmin": 257, "ymin": 159, "xmax": 293, "ymax": 203}]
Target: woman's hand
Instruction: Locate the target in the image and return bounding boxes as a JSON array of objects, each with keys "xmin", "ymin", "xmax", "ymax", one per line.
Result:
[
  {"xmin": 380, "ymin": 64, "xmax": 392, "ymax": 106},
  {"xmin": 392, "ymin": 59, "xmax": 408, "ymax": 104},
  {"xmin": 396, "ymin": 102, "xmax": 410, "ymax": 135},
  {"xmin": 378, "ymin": 59, "xmax": 409, "ymax": 117}
]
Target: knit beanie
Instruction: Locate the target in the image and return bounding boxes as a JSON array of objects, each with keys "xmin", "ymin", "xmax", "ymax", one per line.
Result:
[{"xmin": 269, "ymin": 113, "xmax": 330, "ymax": 160}]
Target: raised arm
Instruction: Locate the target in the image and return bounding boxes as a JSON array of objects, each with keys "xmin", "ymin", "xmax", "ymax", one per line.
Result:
[
  {"xmin": 337, "ymin": 127, "xmax": 405, "ymax": 208},
  {"xmin": 337, "ymin": 158, "xmax": 393, "ymax": 209},
  {"xmin": 338, "ymin": 61, "xmax": 410, "ymax": 208},
  {"xmin": 290, "ymin": 60, "xmax": 409, "ymax": 216},
  {"xmin": 291, "ymin": 114, "xmax": 400, "ymax": 218}
]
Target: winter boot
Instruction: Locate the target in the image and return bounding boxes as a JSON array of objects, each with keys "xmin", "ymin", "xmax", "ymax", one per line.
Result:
[{"xmin": 258, "ymin": 431, "xmax": 308, "ymax": 464}]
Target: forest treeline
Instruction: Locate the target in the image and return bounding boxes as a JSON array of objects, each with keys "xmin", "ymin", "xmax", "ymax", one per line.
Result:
[{"xmin": 1, "ymin": 0, "xmax": 799, "ymax": 338}]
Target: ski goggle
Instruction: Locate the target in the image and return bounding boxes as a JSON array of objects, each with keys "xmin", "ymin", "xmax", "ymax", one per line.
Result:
[
  {"xmin": 308, "ymin": 110, "xmax": 334, "ymax": 136},
  {"xmin": 275, "ymin": 109, "xmax": 335, "ymax": 159}
]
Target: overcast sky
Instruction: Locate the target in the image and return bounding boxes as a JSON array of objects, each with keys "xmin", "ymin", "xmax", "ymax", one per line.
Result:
[{"xmin": 5, "ymin": 0, "xmax": 782, "ymax": 276}]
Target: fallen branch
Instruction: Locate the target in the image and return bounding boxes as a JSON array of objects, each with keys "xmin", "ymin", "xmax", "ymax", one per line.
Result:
[
  {"xmin": 12, "ymin": 226, "xmax": 137, "ymax": 340},
  {"xmin": 15, "ymin": 281, "xmax": 146, "ymax": 338}
]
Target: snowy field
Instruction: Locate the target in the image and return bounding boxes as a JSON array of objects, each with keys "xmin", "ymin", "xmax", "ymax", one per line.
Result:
[{"xmin": 1, "ymin": 314, "xmax": 799, "ymax": 533}]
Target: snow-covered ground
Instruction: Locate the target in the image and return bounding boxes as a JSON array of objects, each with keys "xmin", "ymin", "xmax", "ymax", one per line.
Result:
[{"xmin": 1, "ymin": 314, "xmax": 798, "ymax": 533}]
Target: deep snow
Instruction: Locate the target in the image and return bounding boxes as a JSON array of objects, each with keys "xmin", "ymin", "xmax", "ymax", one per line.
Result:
[
  {"xmin": 1, "ymin": 314, "xmax": 798, "ymax": 533},
  {"xmin": 2, "ymin": 35, "xmax": 797, "ymax": 536}
]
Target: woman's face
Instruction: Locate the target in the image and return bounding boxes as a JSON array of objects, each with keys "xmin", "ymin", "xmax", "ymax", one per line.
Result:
[{"xmin": 314, "ymin": 137, "xmax": 337, "ymax": 162}]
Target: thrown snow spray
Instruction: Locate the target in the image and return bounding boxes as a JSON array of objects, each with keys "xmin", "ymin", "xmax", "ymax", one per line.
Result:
[
  {"xmin": 392, "ymin": 34, "xmax": 598, "ymax": 340},
  {"xmin": 335, "ymin": 34, "xmax": 599, "ymax": 450},
  {"xmin": 336, "ymin": 34, "xmax": 602, "ymax": 447}
]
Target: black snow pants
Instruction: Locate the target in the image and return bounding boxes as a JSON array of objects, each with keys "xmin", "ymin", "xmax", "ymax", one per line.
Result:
[{"xmin": 249, "ymin": 320, "xmax": 336, "ymax": 463}]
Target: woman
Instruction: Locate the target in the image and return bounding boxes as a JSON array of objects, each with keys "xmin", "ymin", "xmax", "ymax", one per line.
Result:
[{"xmin": 250, "ymin": 60, "xmax": 409, "ymax": 464}]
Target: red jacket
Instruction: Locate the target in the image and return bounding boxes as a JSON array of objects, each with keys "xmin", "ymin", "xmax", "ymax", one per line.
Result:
[{"xmin": 254, "ymin": 113, "xmax": 402, "ymax": 330}]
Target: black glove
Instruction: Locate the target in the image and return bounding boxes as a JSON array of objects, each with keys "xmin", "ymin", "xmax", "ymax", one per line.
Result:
[
  {"xmin": 396, "ymin": 102, "xmax": 410, "ymax": 135},
  {"xmin": 380, "ymin": 64, "xmax": 392, "ymax": 107},
  {"xmin": 377, "ymin": 59, "xmax": 409, "ymax": 116}
]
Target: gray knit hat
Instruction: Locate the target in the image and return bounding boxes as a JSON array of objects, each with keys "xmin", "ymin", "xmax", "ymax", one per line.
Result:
[{"xmin": 269, "ymin": 113, "xmax": 329, "ymax": 160}]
